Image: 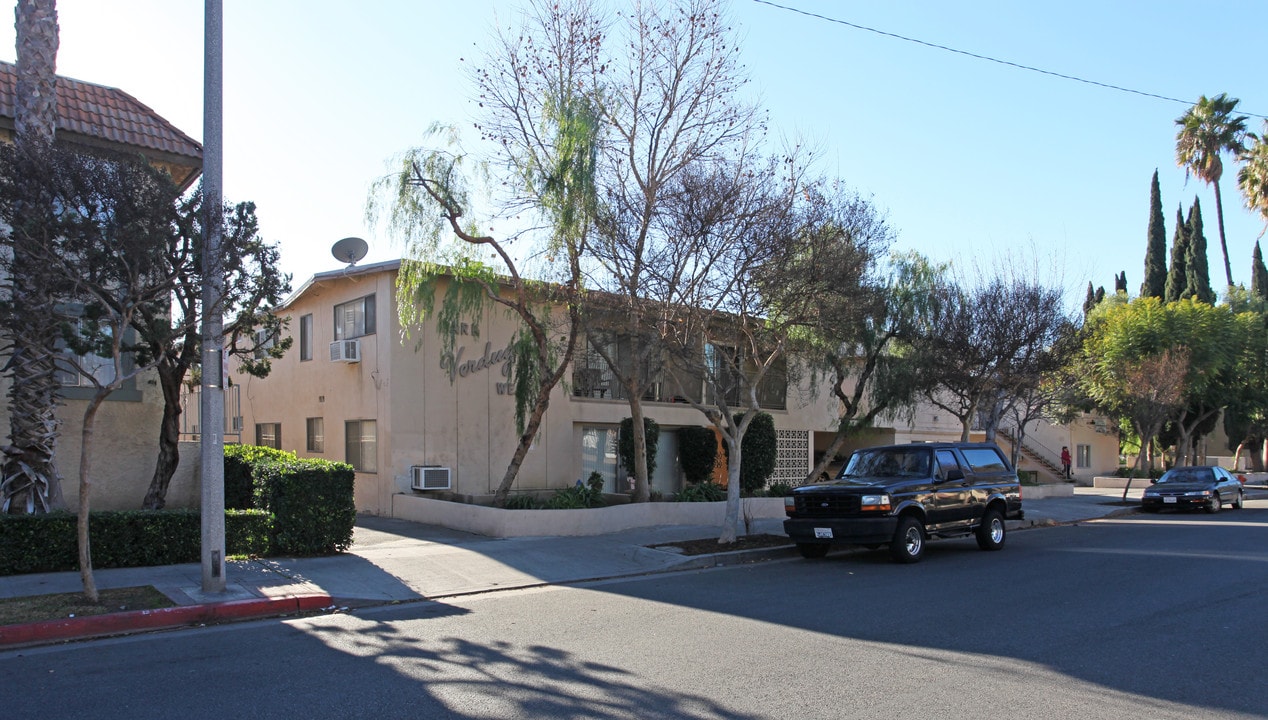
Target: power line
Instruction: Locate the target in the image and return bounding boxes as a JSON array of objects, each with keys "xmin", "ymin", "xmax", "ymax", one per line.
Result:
[{"xmin": 750, "ymin": 0, "xmax": 1268, "ymax": 120}]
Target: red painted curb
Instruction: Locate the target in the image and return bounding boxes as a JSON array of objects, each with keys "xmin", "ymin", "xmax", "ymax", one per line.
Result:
[{"xmin": 0, "ymin": 594, "xmax": 333, "ymax": 648}]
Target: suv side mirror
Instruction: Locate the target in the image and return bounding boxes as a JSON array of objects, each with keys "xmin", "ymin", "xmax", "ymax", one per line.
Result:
[{"xmin": 943, "ymin": 468, "xmax": 965, "ymax": 482}]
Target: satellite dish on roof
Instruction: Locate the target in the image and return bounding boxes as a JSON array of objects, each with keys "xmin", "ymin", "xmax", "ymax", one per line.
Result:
[{"xmin": 331, "ymin": 236, "xmax": 369, "ymax": 266}]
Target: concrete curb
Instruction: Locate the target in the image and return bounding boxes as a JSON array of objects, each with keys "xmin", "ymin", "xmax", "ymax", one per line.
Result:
[{"xmin": 0, "ymin": 594, "xmax": 333, "ymax": 649}]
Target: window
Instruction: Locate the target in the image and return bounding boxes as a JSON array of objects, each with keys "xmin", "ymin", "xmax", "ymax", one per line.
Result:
[
  {"xmin": 960, "ymin": 447, "xmax": 1008, "ymax": 472},
  {"xmin": 333, "ymin": 295, "xmax": 376, "ymax": 340},
  {"xmin": 255, "ymin": 422, "xmax": 281, "ymax": 449},
  {"xmin": 935, "ymin": 449, "xmax": 961, "ymax": 478},
  {"xmin": 345, "ymin": 419, "xmax": 377, "ymax": 472},
  {"xmin": 306, "ymin": 417, "xmax": 324, "ymax": 453},
  {"xmin": 1076, "ymin": 444, "xmax": 1091, "ymax": 469},
  {"xmin": 299, "ymin": 314, "xmax": 313, "ymax": 361},
  {"xmin": 254, "ymin": 328, "xmax": 279, "ymax": 360},
  {"xmin": 55, "ymin": 318, "xmax": 121, "ymax": 388},
  {"xmin": 580, "ymin": 426, "xmax": 620, "ymax": 492}
]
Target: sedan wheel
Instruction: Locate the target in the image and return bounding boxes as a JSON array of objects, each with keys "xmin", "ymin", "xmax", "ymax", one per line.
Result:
[
  {"xmin": 1232, "ymin": 490, "xmax": 1244, "ymax": 510},
  {"xmin": 1206, "ymin": 493, "xmax": 1222, "ymax": 514}
]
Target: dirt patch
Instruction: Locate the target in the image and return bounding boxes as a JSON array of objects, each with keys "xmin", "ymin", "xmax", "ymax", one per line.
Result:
[
  {"xmin": 0, "ymin": 586, "xmax": 174, "ymax": 627},
  {"xmin": 649, "ymin": 533, "xmax": 793, "ymax": 556}
]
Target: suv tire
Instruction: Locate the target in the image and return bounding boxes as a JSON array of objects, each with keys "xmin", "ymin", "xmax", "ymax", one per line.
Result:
[
  {"xmin": 889, "ymin": 515, "xmax": 925, "ymax": 564},
  {"xmin": 975, "ymin": 507, "xmax": 1006, "ymax": 551}
]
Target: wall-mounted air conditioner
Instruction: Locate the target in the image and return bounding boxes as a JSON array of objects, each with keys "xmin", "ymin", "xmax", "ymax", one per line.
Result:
[
  {"xmin": 329, "ymin": 339, "xmax": 361, "ymax": 363},
  {"xmin": 411, "ymin": 466, "xmax": 451, "ymax": 491}
]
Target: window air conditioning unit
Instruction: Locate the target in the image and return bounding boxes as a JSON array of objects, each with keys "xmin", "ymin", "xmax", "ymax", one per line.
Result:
[
  {"xmin": 330, "ymin": 339, "xmax": 361, "ymax": 363},
  {"xmin": 411, "ymin": 466, "xmax": 451, "ymax": 491}
]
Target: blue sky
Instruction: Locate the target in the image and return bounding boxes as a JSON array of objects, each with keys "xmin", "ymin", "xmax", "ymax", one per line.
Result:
[{"xmin": 3, "ymin": 0, "xmax": 1265, "ymax": 303}]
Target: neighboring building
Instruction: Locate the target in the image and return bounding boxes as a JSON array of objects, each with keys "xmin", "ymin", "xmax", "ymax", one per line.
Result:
[
  {"xmin": 0, "ymin": 62, "xmax": 204, "ymax": 511},
  {"xmin": 237, "ymin": 261, "xmax": 1121, "ymax": 517}
]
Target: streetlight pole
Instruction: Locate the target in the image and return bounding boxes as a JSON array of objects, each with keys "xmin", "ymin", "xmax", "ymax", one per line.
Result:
[{"xmin": 200, "ymin": 0, "xmax": 226, "ymax": 594}]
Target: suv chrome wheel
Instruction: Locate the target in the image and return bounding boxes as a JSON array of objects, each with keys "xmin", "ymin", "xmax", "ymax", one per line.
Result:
[{"xmin": 890, "ymin": 516, "xmax": 925, "ymax": 563}]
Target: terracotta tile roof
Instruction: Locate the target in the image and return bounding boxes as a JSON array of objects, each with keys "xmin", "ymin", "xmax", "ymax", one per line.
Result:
[{"xmin": 0, "ymin": 60, "xmax": 202, "ymax": 164}]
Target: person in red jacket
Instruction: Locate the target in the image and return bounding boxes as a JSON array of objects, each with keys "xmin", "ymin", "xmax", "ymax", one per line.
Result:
[{"xmin": 1060, "ymin": 446, "xmax": 1072, "ymax": 479}]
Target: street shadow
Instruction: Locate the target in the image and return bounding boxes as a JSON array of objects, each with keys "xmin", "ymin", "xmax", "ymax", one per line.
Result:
[
  {"xmin": 11, "ymin": 597, "xmax": 761, "ymax": 719},
  {"xmin": 581, "ymin": 511, "xmax": 1268, "ymax": 717}
]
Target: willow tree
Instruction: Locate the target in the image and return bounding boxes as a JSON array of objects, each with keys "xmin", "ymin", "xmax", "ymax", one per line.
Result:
[{"xmin": 369, "ymin": 1, "xmax": 600, "ymax": 506}]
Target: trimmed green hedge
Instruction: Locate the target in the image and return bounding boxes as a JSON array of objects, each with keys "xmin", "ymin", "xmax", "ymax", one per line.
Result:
[
  {"xmin": 0, "ymin": 510, "xmax": 272, "ymax": 576},
  {"xmin": 678, "ymin": 426, "xmax": 718, "ymax": 484},
  {"xmin": 225, "ymin": 444, "xmax": 295, "ymax": 510},
  {"xmin": 254, "ymin": 458, "xmax": 356, "ymax": 555},
  {"xmin": 0, "ymin": 446, "xmax": 355, "ymax": 575}
]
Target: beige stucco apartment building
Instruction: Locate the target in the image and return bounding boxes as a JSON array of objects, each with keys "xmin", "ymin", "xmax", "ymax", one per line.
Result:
[{"xmin": 235, "ymin": 261, "xmax": 1121, "ymax": 517}]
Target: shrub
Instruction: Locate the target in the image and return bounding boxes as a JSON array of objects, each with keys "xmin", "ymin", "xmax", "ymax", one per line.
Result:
[
  {"xmin": 503, "ymin": 494, "xmax": 540, "ymax": 510},
  {"xmin": 765, "ymin": 481, "xmax": 795, "ymax": 497},
  {"xmin": 545, "ymin": 472, "xmax": 605, "ymax": 509},
  {"xmin": 254, "ymin": 457, "xmax": 356, "ymax": 555},
  {"xmin": 1112, "ymin": 465, "xmax": 1164, "ymax": 479},
  {"xmin": 675, "ymin": 482, "xmax": 725, "ymax": 502},
  {"xmin": 225, "ymin": 444, "xmax": 295, "ymax": 509},
  {"xmin": 678, "ymin": 426, "xmax": 718, "ymax": 484},
  {"xmin": 618, "ymin": 416, "xmax": 660, "ymax": 478},
  {"xmin": 722, "ymin": 412, "xmax": 777, "ymax": 494},
  {"xmin": 0, "ymin": 509, "xmax": 273, "ymax": 575}
]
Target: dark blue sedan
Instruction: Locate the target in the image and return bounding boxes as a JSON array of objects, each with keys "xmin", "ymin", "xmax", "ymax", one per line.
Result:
[{"xmin": 1140, "ymin": 466, "xmax": 1245, "ymax": 513}]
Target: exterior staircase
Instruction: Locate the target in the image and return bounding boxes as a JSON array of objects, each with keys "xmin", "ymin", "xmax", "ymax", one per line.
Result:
[{"xmin": 997, "ymin": 428, "xmax": 1064, "ymax": 481}]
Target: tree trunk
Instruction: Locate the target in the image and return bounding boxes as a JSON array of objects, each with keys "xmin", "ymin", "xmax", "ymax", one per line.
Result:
[
  {"xmin": 13, "ymin": 0, "xmax": 59, "ymax": 144},
  {"xmin": 1213, "ymin": 180, "xmax": 1234, "ymax": 288},
  {"xmin": 3, "ymin": 0, "xmax": 65, "ymax": 515},
  {"xmin": 493, "ymin": 375, "xmax": 556, "ymax": 507},
  {"xmin": 78, "ymin": 393, "xmax": 106, "ymax": 604},
  {"xmin": 142, "ymin": 361, "xmax": 186, "ymax": 509},
  {"xmin": 718, "ymin": 434, "xmax": 744, "ymax": 544},
  {"xmin": 628, "ymin": 392, "xmax": 650, "ymax": 502}
]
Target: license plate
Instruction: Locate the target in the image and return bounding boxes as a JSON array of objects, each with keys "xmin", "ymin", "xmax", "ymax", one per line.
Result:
[
  {"xmin": 814, "ymin": 528, "xmax": 833, "ymax": 539},
  {"xmin": 1164, "ymin": 497, "xmax": 1177, "ymax": 504}
]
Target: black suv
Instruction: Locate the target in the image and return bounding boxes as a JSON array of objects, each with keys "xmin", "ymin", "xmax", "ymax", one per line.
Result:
[{"xmin": 783, "ymin": 442, "xmax": 1024, "ymax": 563}]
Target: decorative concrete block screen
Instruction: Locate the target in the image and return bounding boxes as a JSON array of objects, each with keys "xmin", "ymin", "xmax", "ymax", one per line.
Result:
[{"xmin": 773, "ymin": 429, "xmax": 811, "ymax": 486}]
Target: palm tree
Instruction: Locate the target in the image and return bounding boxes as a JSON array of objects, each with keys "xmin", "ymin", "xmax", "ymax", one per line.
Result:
[
  {"xmin": 1239, "ymin": 122, "xmax": 1268, "ymax": 237},
  {"xmin": 1175, "ymin": 93, "xmax": 1248, "ymax": 289},
  {"xmin": 2, "ymin": 0, "xmax": 67, "ymax": 513}
]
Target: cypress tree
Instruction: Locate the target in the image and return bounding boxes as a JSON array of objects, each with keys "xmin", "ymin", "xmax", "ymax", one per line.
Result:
[
  {"xmin": 1083, "ymin": 281, "xmax": 1096, "ymax": 315},
  {"xmin": 1094, "ymin": 286, "xmax": 1105, "ymax": 305},
  {"xmin": 1114, "ymin": 271, "xmax": 1128, "ymax": 294},
  {"xmin": 1141, "ymin": 170, "xmax": 1168, "ymax": 298},
  {"xmin": 1165, "ymin": 204, "xmax": 1189, "ymax": 302},
  {"xmin": 1253, "ymin": 241, "xmax": 1268, "ymax": 300},
  {"xmin": 1184, "ymin": 197, "xmax": 1215, "ymax": 304}
]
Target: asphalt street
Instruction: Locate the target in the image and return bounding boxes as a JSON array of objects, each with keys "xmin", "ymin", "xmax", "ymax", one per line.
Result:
[{"xmin": 3, "ymin": 506, "xmax": 1265, "ymax": 719}]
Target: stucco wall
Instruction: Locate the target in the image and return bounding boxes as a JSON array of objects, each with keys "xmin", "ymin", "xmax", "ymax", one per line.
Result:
[{"xmin": 0, "ymin": 369, "xmax": 198, "ymax": 511}]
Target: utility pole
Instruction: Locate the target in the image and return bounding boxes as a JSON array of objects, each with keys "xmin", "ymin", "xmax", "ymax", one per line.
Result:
[{"xmin": 200, "ymin": 0, "xmax": 226, "ymax": 594}]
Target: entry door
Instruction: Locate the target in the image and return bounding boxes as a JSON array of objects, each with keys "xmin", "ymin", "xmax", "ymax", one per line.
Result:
[{"xmin": 650, "ymin": 430, "xmax": 681, "ymax": 496}]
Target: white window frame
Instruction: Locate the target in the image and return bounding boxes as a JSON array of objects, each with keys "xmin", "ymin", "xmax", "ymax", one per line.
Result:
[{"xmin": 333, "ymin": 295, "xmax": 376, "ymax": 341}]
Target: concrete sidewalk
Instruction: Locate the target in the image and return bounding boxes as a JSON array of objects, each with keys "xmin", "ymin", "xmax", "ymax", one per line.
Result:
[{"xmin": 0, "ymin": 486, "xmax": 1240, "ymax": 648}]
